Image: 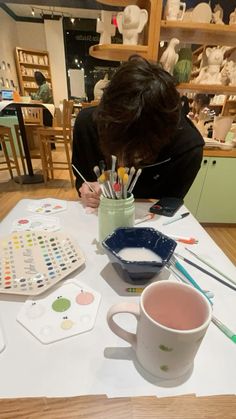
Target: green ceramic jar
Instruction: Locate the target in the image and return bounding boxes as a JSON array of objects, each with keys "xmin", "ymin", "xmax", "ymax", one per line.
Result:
[{"xmin": 98, "ymin": 194, "xmax": 135, "ymax": 243}]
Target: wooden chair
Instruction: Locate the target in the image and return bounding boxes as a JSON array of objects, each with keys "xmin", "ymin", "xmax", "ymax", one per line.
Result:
[
  {"xmin": 14, "ymin": 106, "xmax": 44, "ymax": 165},
  {"xmin": 37, "ymin": 100, "xmax": 74, "ymax": 187},
  {"xmin": 0, "ymin": 126, "xmax": 22, "ymax": 183}
]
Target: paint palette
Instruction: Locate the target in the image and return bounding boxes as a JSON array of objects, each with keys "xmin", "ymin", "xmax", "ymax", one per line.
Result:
[
  {"xmin": 11, "ymin": 215, "xmax": 60, "ymax": 233},
  {"xmin": 27, "ymin": 198, "xmax": 67, "ymax": 214},
  {"xmin": 17, "ymin": 281, "xmax": 101, "ymax": 344},
  {"xmin": 0, "ymin": 231, "xmax": 85, "ymax": 296}
]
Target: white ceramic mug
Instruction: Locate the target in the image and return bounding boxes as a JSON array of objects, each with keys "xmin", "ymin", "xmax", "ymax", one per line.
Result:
[
  {"xmin": 107, "ymin": 281, "xmax": 212, "ymax": 379},
  {"xmin": 165, "ymin": 0, "xmax": 186, "ymax": 21}
]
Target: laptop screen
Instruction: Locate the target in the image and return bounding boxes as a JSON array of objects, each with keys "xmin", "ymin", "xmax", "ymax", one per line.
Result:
[{"xmin": 1, "ymin": 90, "xmax": 14, "ymax": 100}]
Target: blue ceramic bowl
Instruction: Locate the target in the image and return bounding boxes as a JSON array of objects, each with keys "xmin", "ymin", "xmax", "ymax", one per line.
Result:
[{"xmin": 102, "ymin": 227, "xmax": 176, "ymax": 284}]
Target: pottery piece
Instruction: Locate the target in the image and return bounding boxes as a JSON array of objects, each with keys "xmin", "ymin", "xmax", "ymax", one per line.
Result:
[
  {"xmin": 117, "ymin": 5, "xmax": 148, "ymax": 45},
  {"xmin": 160, "ymin": 38, "xmax": 179, "ymax": 75},
  {"xmin": 191, "ymin": 3, "xmax": 212, "ymax": 23},
  {"xmin": 213, "ymin": 115, "xmax": 234, "ymax": 142},
  {"xmin": 96, "ymin": 11, "xmax": 116, "ymax": 45},
  {"xmin": 164, "ymin": 0, "xmax": 186, "ymax": 21}
]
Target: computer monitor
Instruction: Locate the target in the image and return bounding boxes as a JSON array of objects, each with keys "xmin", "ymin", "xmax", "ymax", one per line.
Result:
[{"xmin": 1, "ymin": 90, "xmax": 14, "ymax": 100}]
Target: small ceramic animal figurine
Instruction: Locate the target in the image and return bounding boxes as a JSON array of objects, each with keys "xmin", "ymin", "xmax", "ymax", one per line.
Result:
[
  {"xmin": 96, "ymin": 10, "xmax": 116, "ymax": 44},
  {"xmin": 94, "ymin": 74, "xmax": 109, "ymax": 100},
  {"xmin": 194, "ymin": 47, "xmax": 225, "ymax": 85},
  {"xmin": 212, "ymin": 4, "xmax": 224, "ymax": 24},
  {"xmin": 160, "ymin": 38, "xmax": 179, "ymax": 75},
  {"xmin": 117, "ymin": 5, "xmax": 148, "ymax": 45}
]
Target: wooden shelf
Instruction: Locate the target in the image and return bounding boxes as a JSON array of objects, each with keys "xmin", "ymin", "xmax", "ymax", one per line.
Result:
[
  {"xmin": 15, "ymin": 47, "xmax": 52, "ymax": 96},
  {"xmin": 89, "ymin": 0, "xmax": 162, "ymax": 62},
  {"xmin": 160, "ymin": 21, "xmax": 236, "ymax": 47},
  {"xmin": 89, "ymin": 44, "xmax": 148, "ymax": 61},
  {"xmin": 18, "ymin": 62, "xmax": 49, "ymax": 68},
  {"xmin": 96, "ymin": 0, "xmax": 135, "ymax": 5},
  {"xmin": 177, "ymin": 83, "xmax": 236, "ymax": 96}
]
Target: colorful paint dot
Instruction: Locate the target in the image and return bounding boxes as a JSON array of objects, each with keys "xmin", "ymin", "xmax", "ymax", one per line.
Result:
[
  {"xmin": 76, "ymin": 291, "xmax": 94, "ymax": 305},
  {"xmin": 52, "ymin": 297, "xmax": 71, "ymax": 312},
  {"xmin": 18, "ymin": 219, "xmax": 29, "ymax": 224},
  {"xmin": 60, "ymin": 319, "xmax": 74, "ymax": 330}
]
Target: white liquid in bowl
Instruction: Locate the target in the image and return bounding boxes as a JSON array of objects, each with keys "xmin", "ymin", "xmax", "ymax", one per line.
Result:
[{"xmin": 118, "ymin": 247, "xmax": 162, "ymax": 263}]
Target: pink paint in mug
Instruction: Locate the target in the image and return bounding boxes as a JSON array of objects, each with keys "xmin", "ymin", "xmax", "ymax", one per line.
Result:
[{"xmin": 107, "ymin": 280, "xmax": 212, "ymax": 380}]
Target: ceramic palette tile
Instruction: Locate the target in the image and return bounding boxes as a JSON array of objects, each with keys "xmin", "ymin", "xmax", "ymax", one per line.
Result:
[
  {"xmin": 17, "ymin": 281, "xmax": 101, "ymax": 344},
  {"xmin": 11, "ymin": 215, "xmax": 60, "ymax": 233},
  {"xmin": 0, "ymin": 323, "xmax": 5, "ymax": 353},
  {"xmin": 0, "ymin": 231, "xmax": 85, "ymax": 296},
  {"xmin": 27, "ymin": 198, "xmax": 67, "ymax": 214}
]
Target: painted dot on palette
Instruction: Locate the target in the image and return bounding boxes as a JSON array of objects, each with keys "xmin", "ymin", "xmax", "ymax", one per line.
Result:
[
  {"xmin": 18, "ymin": 219, "xmax": 29, "ymax": 224},
  {"xmin": 52, "ymin": 297, "xmax": 71, "ymax": 312},
  {"xmin": 60, "ymin": 319, "xmax": 74, "ymax": 330},
  {"xmin": 76, "ymin": 291, "xmax": 94, "ymax": 305},
  {"xmin": 26, "ymin": 303, "xmax": 46, "ymax": 319}
]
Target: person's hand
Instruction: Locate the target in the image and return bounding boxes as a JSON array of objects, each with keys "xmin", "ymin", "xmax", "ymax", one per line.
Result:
[{"xmin": 79, "ymin": 182, "xmax": 101, "ymax": 208}]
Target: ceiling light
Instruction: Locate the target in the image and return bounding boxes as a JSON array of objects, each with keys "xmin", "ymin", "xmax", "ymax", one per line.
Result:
[{"xmin": 70, "ymin": 17, "xmax": 75, "ymax": 24}]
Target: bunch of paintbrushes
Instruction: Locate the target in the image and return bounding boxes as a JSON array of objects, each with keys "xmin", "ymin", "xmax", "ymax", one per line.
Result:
[{"xmin": 93, "ymin": 155, "xmax": 142, "ymax": 199}]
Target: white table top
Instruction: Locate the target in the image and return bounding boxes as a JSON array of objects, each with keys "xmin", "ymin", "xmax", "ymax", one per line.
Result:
[
  {"xmin": 0, "ymin": 101, "xmax": 55, "ymax": 116},
  {"xmin": 0, "ymin": 199, "xmax": 235, "ymax": 399}
]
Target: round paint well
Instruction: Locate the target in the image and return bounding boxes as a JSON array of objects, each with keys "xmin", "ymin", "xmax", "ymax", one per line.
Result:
[
  {"xmin": 52, "ymin": 297, "xmax": 71, "ymax": 312},
  {"xmin": 76, "ymin": 291, "xmax": 94, "ymax": 305}
]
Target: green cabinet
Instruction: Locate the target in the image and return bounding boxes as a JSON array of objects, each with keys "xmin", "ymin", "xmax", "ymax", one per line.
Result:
[{"xmin": 184, "ymin": 157, "xmax": 236, "ymax": 223}]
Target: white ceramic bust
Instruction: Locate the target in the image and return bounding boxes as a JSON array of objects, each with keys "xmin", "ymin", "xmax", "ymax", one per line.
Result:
[
  {"xmin": 116, "ymin": 5, "xmax": 148, "ymax": 45},
  {"xmin": 159, "ymin": 38, "xmax": 179, "ymax": 75}
]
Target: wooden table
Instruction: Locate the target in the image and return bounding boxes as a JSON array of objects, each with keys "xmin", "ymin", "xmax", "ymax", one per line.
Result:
[
  {"xmin": 0, "ymin": 199, "xmax": 235, "ymax": 418},
  {"xmin": 0, "ymin": 101, "xmax": 54, "ymax": 184},
  {"xmin": 0, "ymin": 394, "xmax": 236, "ymax": 418}
]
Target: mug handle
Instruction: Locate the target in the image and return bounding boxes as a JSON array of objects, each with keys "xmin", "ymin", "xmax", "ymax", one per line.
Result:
[
  {"xmin": 107, "ymin": 302, "xmax": 140, "ymax": 349},
  {"xmin": 179, "ymin": 2, "xmax": 186, "ymax": 20}
]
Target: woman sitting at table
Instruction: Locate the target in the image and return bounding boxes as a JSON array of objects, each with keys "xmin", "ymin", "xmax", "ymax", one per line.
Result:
[
  {"xmin": 31, "ymin": 71, "xmax": 53, "ymax": 104},
  {"xmin": 72, "ymin": 55, "xmax": 204, "ymax": 208}
]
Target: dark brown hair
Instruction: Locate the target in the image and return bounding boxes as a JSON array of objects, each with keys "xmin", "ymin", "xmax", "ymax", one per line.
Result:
[{"xmin": 94, "ymin": 55, "xmax": 181, "ymax": 166}]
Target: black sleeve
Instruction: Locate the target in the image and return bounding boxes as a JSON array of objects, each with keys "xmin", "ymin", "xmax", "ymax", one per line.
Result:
[
  {"xmin": 158, "ymin": 146, "xmax": 203, "ymax": 199},
  {"xmin": 72, "ymin": 107, "xmax": 104, "ymax": 193}
]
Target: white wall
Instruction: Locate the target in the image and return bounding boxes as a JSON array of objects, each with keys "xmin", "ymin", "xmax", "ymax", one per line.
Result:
[
  {"xmin": 16, "ymin": 22, "xmax": 46, "ymax": 50},
  {"xmin": 0, "ymin": 9, "xmax": 68, "ymax": 105},
  {"xmin": 0, "ymin": 9, "xmax": 19, "ymax": 90},
  {"xmin": 44, "ymin": 19, "xmax": 68, "ymax": 106}
]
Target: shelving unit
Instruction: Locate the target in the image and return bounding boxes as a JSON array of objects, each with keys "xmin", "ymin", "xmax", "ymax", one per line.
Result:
[
  {"xmin": 89, "ymin": 1, "xmax": 236, "ymax": 98},
  {"xmin": 15, "ymin": 47, "xmax": 53, "ymax": 96},
  {"xmin": 89, "ymin": 0, "xmax": 162, "ymax": 62}
]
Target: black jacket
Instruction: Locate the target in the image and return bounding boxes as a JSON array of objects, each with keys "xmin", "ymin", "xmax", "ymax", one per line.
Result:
[{"xmin": 72, "ymin": 106, "xmax": 204, "ymax": 199}]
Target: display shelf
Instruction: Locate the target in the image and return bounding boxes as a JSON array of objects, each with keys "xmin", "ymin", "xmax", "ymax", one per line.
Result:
[
  {"xmin": 89, "ymin": 44, "xmax": 148, "ymax": 61},
  {"xmin": 177, "ymin": 83, "xmax": 236, "ymax": 96},
  {"xmin": 160, "ymin": 21, "xmax": 236, "ymax": 47},
  {"xmin": 90, "ymin": 0, "xmax": 162, "ymax": 62},
  {"xmin": 15, "ymin": 47, "xmax": 53, "ymax": 96}
]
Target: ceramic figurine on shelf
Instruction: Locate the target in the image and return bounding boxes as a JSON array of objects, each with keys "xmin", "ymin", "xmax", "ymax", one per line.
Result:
[
  {"xmin": 221, "ymin": 60, "xmax": 236, "ymax": 86},
  {"xmin": 212, "ymin": 4, "xmax": 224, "ymax": 24},
  {"xmin": 193, "ymin": 46, "xmax": 226, "ymax": 85},
  {"xmin": 173, "ymin": 47, "xmax": 192, "ymax": 83},
  {"xmin": 164, "ymin": 0, "xmax": 186, "ymax": 21},
  {"xmin": 116, "ymin": 5, "xmax": 148, "ymax": 45},
  {"xmin": 229, "ymin": 8, "xmax": 236, "ymax": 25},
  {"xmin": 96, "ymin": 11, "xmax": 116, "ymax": 44},
  {"xmin": 94, "ymin": 74, "xmax": 109, "ymax": 100},
  {"xmin": 160, "ymin": 38, "xmax": 179, "ymax": 75}
]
